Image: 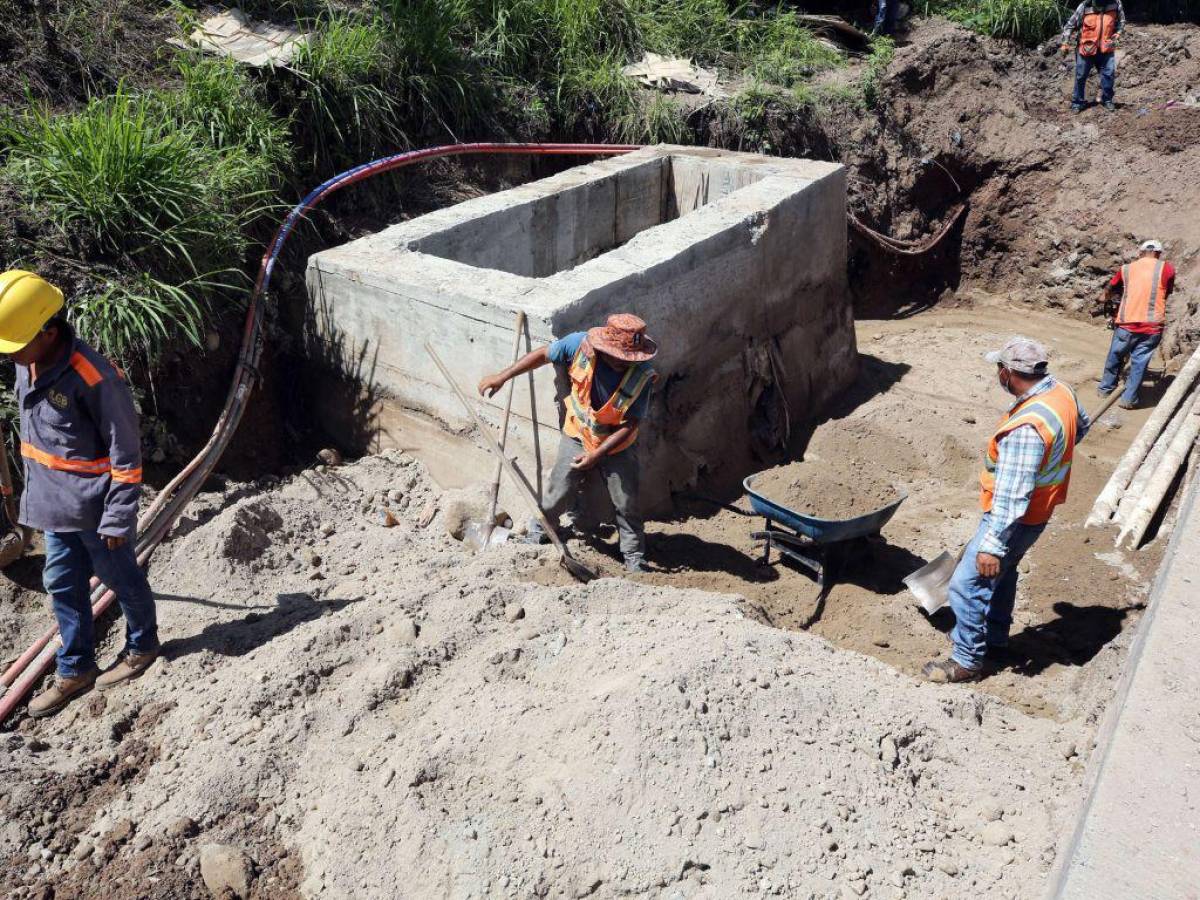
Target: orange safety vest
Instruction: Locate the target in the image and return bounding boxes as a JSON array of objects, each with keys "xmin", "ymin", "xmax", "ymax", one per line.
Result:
[
  {"xmin": 562, "ymin": 340, "xmax": 653, "ymax": 455},
  {"xmin": 1116, "ymin": 257, "xmax": 1169, "ymax": 328},
  {"xmin": 980, "ymin": 382, "xmax": 1080, "ymax": 526},
  {"xmin": 1078, "ymin": 8, "xmax": 1119, "ymax": 57}
]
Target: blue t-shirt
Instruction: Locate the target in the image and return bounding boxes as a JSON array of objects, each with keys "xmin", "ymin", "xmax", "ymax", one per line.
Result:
[{"xmin": 547, "ymin": 331, "xmax": 651, "ymax": 420}]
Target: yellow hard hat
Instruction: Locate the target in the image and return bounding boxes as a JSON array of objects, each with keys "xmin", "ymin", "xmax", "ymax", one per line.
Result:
[{"xmin": 0, "ymin": 270, "xmax": 65, "ymax": 353}]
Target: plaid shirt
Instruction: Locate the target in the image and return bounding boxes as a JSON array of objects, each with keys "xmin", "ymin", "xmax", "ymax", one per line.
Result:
[{"xmin": 982, "ymin": 376, "xmax": 1091, "ymax": 557}]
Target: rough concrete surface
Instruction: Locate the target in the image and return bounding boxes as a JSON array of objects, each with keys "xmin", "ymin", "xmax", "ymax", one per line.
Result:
[
  {"xmin": 1050, "ymin": 475, "xmax": 1200, "ymax": 900},
  {"xmin": 306, "ymin": 145, "xmax": 856, "ymax": 513},
  {"xmin": 2, "ymin": 450, "xmax": 1086, "ymax": 899}
]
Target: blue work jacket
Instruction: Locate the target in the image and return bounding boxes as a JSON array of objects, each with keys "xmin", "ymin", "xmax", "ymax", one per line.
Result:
[{"xmin": 15, "ymin": 329, "xmax": 142, "ymax": 540}]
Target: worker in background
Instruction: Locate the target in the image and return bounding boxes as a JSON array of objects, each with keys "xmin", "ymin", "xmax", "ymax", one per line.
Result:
[
  {"xmin": 0, "ymin": 271, "xmax": 157, "ymax": 718},
  {"xmin": 1059, "ymin": 0, "xmax": 1125, "ymax": 112},
  {"xmin": 1097, "ymin": 239, "xmax": 1176, "ymax": 410},
  {"xmin": 478, "ymin": 314, "xmax": 656, "ymax": 573},
  {"xmin": 871, "ymin": 0, "xmax": 900, "ymax": 37},
  {"xmin": 923, "ymin": 337, "xmax": 1090, "ymax": 683}
]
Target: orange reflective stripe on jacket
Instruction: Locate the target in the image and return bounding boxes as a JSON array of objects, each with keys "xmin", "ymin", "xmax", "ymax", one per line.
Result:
[
  {"xmin": 111, "ymin": 466, "xmax": 143, "ymax": 484},
  {"xmin": 561, "ymin": 340, "xmax": 653, "ymax": 455},
  {"xmin": 1117, "ymin": 257, "xmax": 1169, "ymax": 327},
  {"xmin": 69, "ymin": 351, "xmax": 104, "ymax": 387},
  {"xmin": 21, "ymin": 441, "xmax": 112, "ymax": 475},
  {"xmin": 979, "ymin": 382, "xmax": 1080, "ymax": 525},
  {"xmin": 1079, "ymin": 9, "xmax": 1118, "ymax": 56}
]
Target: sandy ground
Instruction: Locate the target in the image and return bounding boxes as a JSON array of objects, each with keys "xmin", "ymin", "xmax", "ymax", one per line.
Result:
[
  {"xmin": 0, "ymin": 315, "xmax": 1148, "ymax": 897},
  {"xmin": 547, "ymin": 298, "xmax": 1166, "ymax": 722},
  {"xmin": 0, "ymin": 452, "xmax": 1086, "ymax": 900}
]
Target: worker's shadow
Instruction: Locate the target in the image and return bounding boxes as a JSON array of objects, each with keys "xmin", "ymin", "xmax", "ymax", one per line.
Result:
[
  {"xmin": 160, "ymin": 592, "xmax": 362, "ymax": 660},
  {"xmin": 925, "ymin": 601, "xmax": 1135, "ymax": 677}
]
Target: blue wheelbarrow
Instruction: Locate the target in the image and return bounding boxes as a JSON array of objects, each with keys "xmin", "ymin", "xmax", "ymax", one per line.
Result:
[{"xmin": 743, "ymin": 472, "xmax": 907, "ymax": 588}]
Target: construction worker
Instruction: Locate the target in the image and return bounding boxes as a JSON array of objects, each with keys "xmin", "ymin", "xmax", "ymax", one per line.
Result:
[
  {"xmin": 478, "ymin": 313, "xmax": 656, "ymax": 573},
  {"xmin": 871, "ymin": 0, "xmax": 899, "ymax": 37},
  {"xmin": 1059, "ymin": 0, "xmax": 1125, "ymax": 113},
  {"xmin": 0, "ymin": 271, "xmax": 157, "ymax": 718},
  {"xmin": 923, "ymin": 337, "xmax": 1090, "ymax": 683},
  {"xmin": 1098, "ymin": 240, "xmax": 1176, "ymax": 409}
]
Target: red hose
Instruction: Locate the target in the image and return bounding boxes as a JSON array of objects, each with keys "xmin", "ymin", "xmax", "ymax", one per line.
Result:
[{"xmin": 0, "ymin": 142, "xmax": 639, "ymax": 723}]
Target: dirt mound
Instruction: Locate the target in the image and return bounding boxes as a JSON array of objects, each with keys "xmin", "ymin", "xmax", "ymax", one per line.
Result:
[
  {"xmin": 0, "ymin": 451, "xmax": 1084, "ymax": 898},
  {"xmin": 752, "ymin": 455, "xmax": 900, "ymax": 519},
  {"xmin": 845, "ymin": 20, "xmax": 1200, "ymax": 355}
]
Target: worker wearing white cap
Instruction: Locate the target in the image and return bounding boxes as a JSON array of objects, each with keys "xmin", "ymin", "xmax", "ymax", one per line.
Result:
[
  {"xmin": 922, "ymin": 337, "xmax": 1090, "ymax": 683},
  {"xmin": 1097, "ymin": 239, "xmax": 1176, "ymax": 409}
]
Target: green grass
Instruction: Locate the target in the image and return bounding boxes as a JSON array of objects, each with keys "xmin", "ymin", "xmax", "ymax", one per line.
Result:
[
  {"xmin": 288, "ymin": 11, "xmax": 404, "ymax": 170},
  {"xmin": 861, "ymin": 36, "xmax": 896, "ymax": 108},
  {"xmin": 1, "ymin": 88, "xmax": 271, "ymax": 364},
  {"xmin": 70, "ymin": 273, "xmax": 208, "ymax": 364},
  {"xmin": 919, "ymin": 0, "xmax": 1066, "ymax": 45}
]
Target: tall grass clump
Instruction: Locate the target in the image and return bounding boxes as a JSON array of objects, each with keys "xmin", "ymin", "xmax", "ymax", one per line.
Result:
[
  {"xmin": 919, "ymin": 0, "xmax": 1066, "ymax": 45},
  {"xmin": 170, "ymin": 55, "xmax": 291, "ymax": 174},
  {"xmin": 376, "ymin": 0, "xmax": 483, "ymax": 137},
  {"xmin": 1, "ymin": 89, "xmax": 270, "ymax": 363},
  {"xmin": 70, "ymin": 273, "xmax": 208, "ymax": 364},
  {"xmin": 289, "ymin": 11, "xmax": 403, "ymax": 171},
  {"xmin": 861, "ymin": 36, "xmax": 895, "ymax": 108}
]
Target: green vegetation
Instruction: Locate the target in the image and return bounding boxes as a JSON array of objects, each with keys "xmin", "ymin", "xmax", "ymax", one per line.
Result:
[
  {"xmin": 918, "ymin": 0, "xmax": 1066, "ymax": 45},
  {"xmin": 1, "ymin": 88, "xmax": 271, "ymax": 363}
]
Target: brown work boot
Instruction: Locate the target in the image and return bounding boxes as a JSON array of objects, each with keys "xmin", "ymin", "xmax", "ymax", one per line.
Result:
[
  {"xmin": 921, "ymin": 658, "xmax": 983, "ymax": 684},
  {"xmin": 28, "ymin": 669, "xmax": 100, "ymax": 718},
  {"xmin": 96, "ymin": 649, "xmax": 159, "ymax": 691}
]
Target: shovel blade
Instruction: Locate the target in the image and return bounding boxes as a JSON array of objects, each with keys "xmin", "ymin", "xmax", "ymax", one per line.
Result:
[{"xmin": 903, "ymin": 550, "xmax": 957, "ymax": 615}]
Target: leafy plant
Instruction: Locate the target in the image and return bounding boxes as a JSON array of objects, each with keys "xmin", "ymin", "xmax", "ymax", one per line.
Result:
[
  {"xmin": 70, "ymin": 273, "xmax": 208, "ymax": 364},
  {"xmin": 861, "ymin": 36, "xmax": 895, "ymax": 108}
]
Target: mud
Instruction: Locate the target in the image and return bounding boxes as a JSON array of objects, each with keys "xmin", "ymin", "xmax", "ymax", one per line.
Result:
[{"xmin": 751, "ymin": 457, "xmax": 901, "ymax": 520}]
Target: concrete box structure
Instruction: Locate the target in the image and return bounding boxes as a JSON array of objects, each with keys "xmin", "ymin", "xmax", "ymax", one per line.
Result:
[{"xmin": 306, "ymin": 145, "xmax": 856, "ymax": 513}]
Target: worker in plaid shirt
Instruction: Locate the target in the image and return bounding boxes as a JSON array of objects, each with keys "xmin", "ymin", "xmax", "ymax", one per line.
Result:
[{"xmin": 924, "ymin": 337, "xmax": 1091, "ymax": 683}]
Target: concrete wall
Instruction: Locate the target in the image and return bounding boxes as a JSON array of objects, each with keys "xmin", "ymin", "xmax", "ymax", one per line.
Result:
[{"xmin": 305, "ymin": 145, "xmax": 856, "ymax": 514}]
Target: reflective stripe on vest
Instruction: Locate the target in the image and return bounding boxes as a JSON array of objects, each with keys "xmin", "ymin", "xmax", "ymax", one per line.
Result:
[
  {"xmin": 21, "ymin": 442, "xmax": 112, "ymax": 475},
  {"xmin": 562, "ymin": 343, "xmax": 652, "ymax": 455},
  {"xmin": 1079, "ymin": 9, "xmax": 1118, "ymax": 56},
  {"xmin": 69, "ymin": 351, "xmax": 103, "ymax": 387},
  {"xmin": 1117, "ymin": 258, "xmax": 1168, "ymax": 327},
  {"xmin": 979, "ymin": 382, "xmax": 1080, "ymax": 525}
]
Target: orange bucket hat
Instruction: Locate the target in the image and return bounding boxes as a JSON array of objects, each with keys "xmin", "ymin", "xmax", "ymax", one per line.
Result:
[{"xmin": 587, "ymin": 313, "xmax": 658, "ymax": 363}]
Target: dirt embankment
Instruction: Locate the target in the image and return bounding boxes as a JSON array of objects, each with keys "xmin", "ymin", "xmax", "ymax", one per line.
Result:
[{"xmin": 843, "ymin": 20, "xmax": 1200, "ymax": 355}]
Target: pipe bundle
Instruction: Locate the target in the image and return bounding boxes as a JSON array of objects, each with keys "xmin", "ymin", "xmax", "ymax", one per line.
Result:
[{"xmin": 1086, "ymin": 343, "xmax": 1200, "ymax": 549}]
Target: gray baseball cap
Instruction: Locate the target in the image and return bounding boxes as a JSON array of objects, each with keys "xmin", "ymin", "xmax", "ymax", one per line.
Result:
[{"xmin": 985, "ymin": 336, "xmax": 1050, "ymax": 376}]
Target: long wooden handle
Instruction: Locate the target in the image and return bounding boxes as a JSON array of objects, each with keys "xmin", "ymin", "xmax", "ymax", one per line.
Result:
[
  {"xmin": 425, "ymin": 342, "xmax": 576, "ymax": 563},
  {"xmin": 488, "ymin": 311, "xmax": 526, "ymax": 523},
  {"xmin": 0, "ymin": 424, "xmax": 18, "ymax": 527}
]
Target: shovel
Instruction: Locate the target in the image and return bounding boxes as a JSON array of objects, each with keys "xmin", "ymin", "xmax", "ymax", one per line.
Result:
[
  {"xmin": 426, "ymin": 342, "xmax": 598, "ymax": 583},
  {"xmin": 463, "ymin": 310, "xmax": 526, "ymax": 552},
  {"xmin": 0, "ymin": 428, "xmax": 28, "ymax": 569},
  {"xmin": 903, "ymin": 546, "xmax": 965, "ymax": 615}
]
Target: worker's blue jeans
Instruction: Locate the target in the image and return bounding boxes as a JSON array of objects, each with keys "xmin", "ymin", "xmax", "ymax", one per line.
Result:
[
  {"xmin": 44, "ymin": 530, "xmax": 157, "ymax": 678},
  {"xmin": 873, "ymin": 0, "xmax": 898, "ymax": 34},
  {"xmin": 1073, "ymin": 51, "xmax": 1116, "ymax": 107},
  {"xmin": 1099, "ymin": 327, "xmax": 1161, "ymax": 405},
  {"xmin": 947, "ymin": 514, "xmax": 1046, "ymax": 670}
]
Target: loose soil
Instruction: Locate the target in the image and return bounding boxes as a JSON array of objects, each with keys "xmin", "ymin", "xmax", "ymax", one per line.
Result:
[
  {"xmin": 750, "ymin": 458, "xmax": 901, "ymax": 520},
  {"xmin": 545, "ymin": 298, "xmax": 1165, "ymax": 722},
  {"xmin": 1, "ymin": 451, "xmax": 1086, "ymax": 899}
]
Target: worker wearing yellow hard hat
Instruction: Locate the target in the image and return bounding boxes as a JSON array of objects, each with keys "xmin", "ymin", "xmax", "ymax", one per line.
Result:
[{"xmin": 0, "ymin": 270, "xmax": 158, "ymax": 718}]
